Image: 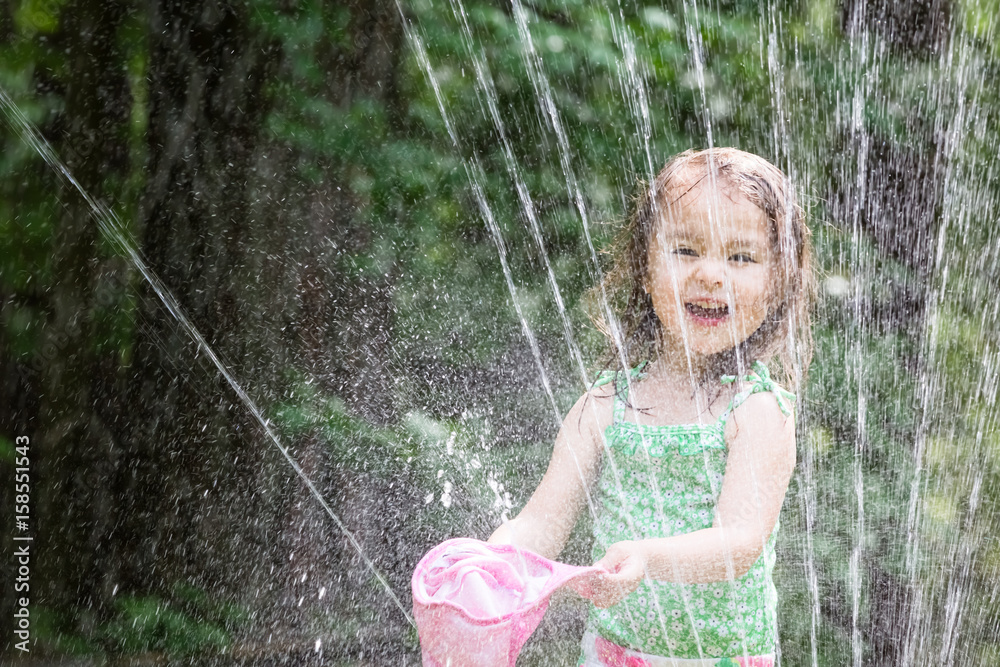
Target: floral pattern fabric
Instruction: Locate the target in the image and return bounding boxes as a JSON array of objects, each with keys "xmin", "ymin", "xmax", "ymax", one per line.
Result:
[
  {"xmin": 581, "ymin": 362, "xmax": 791, "ymax": 663},
  {"xmin": 580, "ymin": 631, "xmax": 775, "ymax": 666}
]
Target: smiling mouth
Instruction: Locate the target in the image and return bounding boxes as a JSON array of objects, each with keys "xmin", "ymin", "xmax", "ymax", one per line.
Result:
[{"xmin": 685, "ymin": 301, "xmax": 729, "ymax": 325}]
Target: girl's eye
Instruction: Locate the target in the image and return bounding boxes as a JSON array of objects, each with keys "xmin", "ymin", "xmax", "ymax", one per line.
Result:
[
  {"xmin": 729, "ymin": 252, "xmax": 756, "ymax": 264},
  {"xmin": 672, "ymin": 247, "xmax": 698, "ymax": 257}
]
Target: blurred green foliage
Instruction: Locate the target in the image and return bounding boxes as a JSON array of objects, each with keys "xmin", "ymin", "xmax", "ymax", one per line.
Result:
[
  {"xmin": 100, "ymin": 585, "xmax": 242, "ymax": 657},
  {"xmin": 32, "ymin": 583, "xmax": 248, "ymax": 660}
]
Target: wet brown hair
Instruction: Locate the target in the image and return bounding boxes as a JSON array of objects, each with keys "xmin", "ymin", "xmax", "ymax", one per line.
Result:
[{"xmin": 586, "ymin": 147, "xmax": 815, "ymax": 389}]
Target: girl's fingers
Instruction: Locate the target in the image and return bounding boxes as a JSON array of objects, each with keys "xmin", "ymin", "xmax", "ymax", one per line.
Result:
[
  {"xmin": 594, "ymin": 541, "xmax": 635, "ymax": 571},
  {"xmin": 587, "ymin": 541, "xmax": 649, "ymax": 607},
  {"xmin": 590, "ymin": 557, "xmax": 645, "ymax": 607},
  {"xmin": 566, "ymin": 571, "xmax": 603, "ymax": 598},
  {"xmin": 607, "ymin": 566, "xmax": 644, "ymax": 593},
  {"xmin": 593, "ymin": 553, "xmax": 623, "ymax": 573}
]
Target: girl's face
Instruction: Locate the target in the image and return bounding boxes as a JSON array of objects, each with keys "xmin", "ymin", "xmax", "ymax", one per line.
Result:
[{"xmin": 646, "ymin": 179, "xmax": 776, "ymax": 361}]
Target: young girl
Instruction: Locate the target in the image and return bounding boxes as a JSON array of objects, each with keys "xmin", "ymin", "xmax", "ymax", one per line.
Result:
[{"xmin": 488, "ymin": 148, "xmax": 813, "ymax": 666}]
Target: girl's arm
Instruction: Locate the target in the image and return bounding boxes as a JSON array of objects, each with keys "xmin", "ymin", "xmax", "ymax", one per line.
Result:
[
  {"xmin": 589, "ymin": 391, "xmax": 796, "ymax": 608},
  {"xmin": 487, "ymin": 388, "xmax": 611, "ymax": 560}
]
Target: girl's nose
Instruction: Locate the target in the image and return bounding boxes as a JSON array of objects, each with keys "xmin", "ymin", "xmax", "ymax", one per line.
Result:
[{"xmin": 692, "ymin": 258, "xmax": 726, "ymax": 287}]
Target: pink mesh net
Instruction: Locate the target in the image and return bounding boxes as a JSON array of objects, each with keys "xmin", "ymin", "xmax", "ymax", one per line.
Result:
[{"xmin": 412, "ymin": 538, "xmax": 604, "ymax": 666}]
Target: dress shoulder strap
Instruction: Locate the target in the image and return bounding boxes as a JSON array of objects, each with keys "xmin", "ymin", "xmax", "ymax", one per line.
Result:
[
  {"xmin": 590, "ymin": 361, "xmax": 648, "ymax": 426},
  {"xmin": 718, "ymin": 360, "xmax": 795, "ymax": 424}
]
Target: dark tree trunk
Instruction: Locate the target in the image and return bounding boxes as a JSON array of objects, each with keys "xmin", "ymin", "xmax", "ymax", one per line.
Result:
[
  {"xmin": 841, "ymin": 0, "xmax": 950, "ymax": 56},
  {"xmin": 0, "ymin": 3, "xmax": 12, "ymax": 42},
  {"xmin": 321, "ymin": 0, "xmax": 405, "ymax": 420},
  {"xmin": 11, "ymin": 0, "xmax": 134, "ymax": 633},
  {"xmin": 112, "ymin": 0, "xmax": 279, "ymax": 599}
]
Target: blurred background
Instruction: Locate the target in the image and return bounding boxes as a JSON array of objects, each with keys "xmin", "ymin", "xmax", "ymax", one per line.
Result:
[{"xmin": 1, "ymin": 0, "xmax": 999, "ymax": 664}]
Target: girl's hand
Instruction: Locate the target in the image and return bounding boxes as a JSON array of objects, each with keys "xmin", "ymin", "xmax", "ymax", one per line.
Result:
[{"xmin": 588, "ymin": 541, "xmax": 649, "ymax": 608}]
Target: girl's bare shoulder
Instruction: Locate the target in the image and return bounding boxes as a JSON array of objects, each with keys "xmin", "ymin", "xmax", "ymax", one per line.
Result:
[
  {"xmin": 725, "ymin": 390, "xmax": 796, "ymax": 458},
  {"xmin": 736, "ymin": 388, "xmax": 790, "ymax": 413},
  {"xmin": 562, "ymin": 380, "xmax": 617, "ymax": 441}
]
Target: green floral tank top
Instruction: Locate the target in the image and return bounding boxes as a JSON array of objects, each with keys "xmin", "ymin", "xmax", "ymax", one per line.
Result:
[{"xmin": 584, "ymin": 361, "xmax": 794, "ymax": 660}]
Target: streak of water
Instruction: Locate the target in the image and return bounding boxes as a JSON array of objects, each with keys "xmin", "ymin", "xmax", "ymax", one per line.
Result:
[
  {"xmin": 839, "ymin": 9, "xmax": 875, "ymax": 662},
  {"xmin": 679, "ymin": 0, "xmax": 714, "ymax": 152},
  {"xmin": 901, "ymin": 28, "xmax": 974, "ymax": 665},
  {"xmin": 396, "ymin": 7, "xmax": 561, "ymax": 428},
  {"xmin": 446, "ymin": 0, "xmax": 589, "ymax": 387},
  {"xmin": 938, "ymin": 470, "xmax": 980, "ymax": 664},
  {"xmin": 850, "ymin": 393, "xmax": 866, "ymax": 667},
  {"xmin": 508, "ymin": 0, "xmax": 605, "ymax": 307},
  {"xmin": 505, "ymin": 0, "xmax": 640, "ymax": 460},
  {"xmin": 761, "ymin": 6, "xmax": 821, "ymax": 663},
  {"xmin": 799, "ymin": 409, "xmax": 822, "ymax": 667},
  {"xmin": 0, "ymin": 85, "xmax": 416, "ymax": 629},
  {"xmin": 608, "ymin": 3, "xmax": 657, "ymax": 183}
]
